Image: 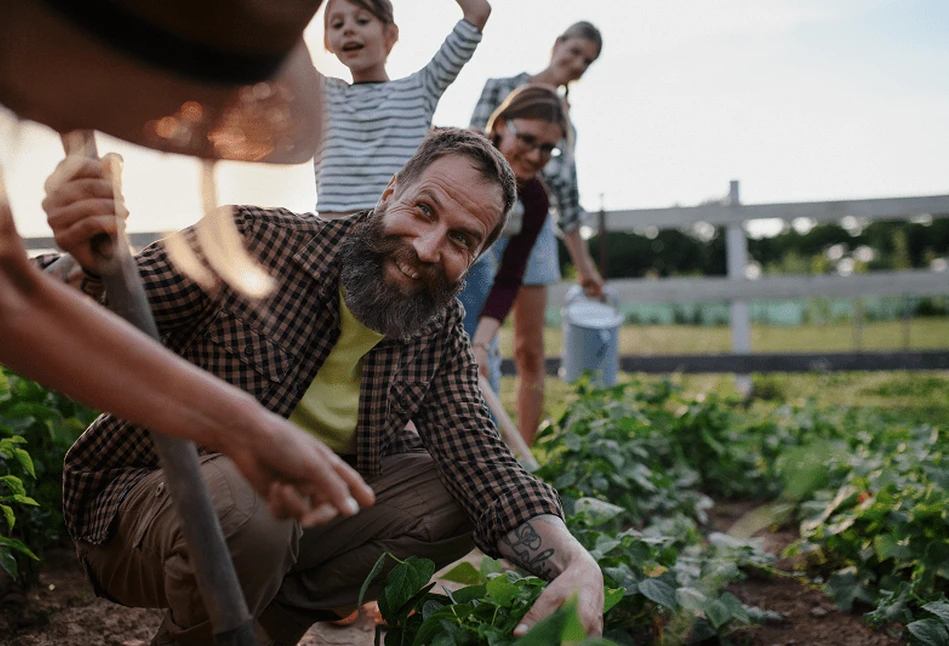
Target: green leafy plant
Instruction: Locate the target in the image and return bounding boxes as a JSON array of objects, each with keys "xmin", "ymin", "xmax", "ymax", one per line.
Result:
[
  {"xmin": 0, "ymin": 366, "xmax": 95, "ymax": 585},
  {"xmin": 359, "ymin": 552, "xmax": 622, "ymax": 645},
  {"xmin": 0, "ymin": 435, "xmax": 40, "ymax": 579}
]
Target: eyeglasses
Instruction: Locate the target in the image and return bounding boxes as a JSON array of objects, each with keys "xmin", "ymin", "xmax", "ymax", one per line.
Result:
[{"xmin": 507, "ymin": 121, "xmax": 561, "ymax": 158}]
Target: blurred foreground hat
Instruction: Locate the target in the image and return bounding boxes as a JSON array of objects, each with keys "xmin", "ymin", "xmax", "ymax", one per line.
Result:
[{"xmin": 0, "ymin": 0, "xmax": 324, "ymax": 163}]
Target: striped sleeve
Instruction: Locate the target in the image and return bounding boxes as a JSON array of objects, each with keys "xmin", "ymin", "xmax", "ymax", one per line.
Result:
[{"xmin": 418, "ymin": 19, "xmax": 483, "ymax": 112}]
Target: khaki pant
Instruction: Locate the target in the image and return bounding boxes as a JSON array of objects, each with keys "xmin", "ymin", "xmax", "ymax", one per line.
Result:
[{"xmin": 76, "ymin": 451, "xmax": 474, "ymax": 645}]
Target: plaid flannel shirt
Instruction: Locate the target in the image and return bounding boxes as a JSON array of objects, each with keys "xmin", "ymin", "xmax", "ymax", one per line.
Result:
[{"xmin": 56, "ymin": 207, "xmax": 562, "ymax": 554}]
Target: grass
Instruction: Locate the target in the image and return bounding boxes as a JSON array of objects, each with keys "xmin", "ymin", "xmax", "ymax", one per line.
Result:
[
  {"xmin": 497, "ymin": 317, "xmax": 949, "ymax": 357},
  {"xmin": 493, "ymin": 317, "xmax": 949, "ymax": 429}
]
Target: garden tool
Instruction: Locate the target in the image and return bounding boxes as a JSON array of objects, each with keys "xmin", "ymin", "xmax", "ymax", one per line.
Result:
[
  {"xmin": 478, "ymin": 375, "xmax": 540, "ymax": 471},
  {"xmin": 61, "ymin": 130, "xmax": 258, "ymax": 646}
]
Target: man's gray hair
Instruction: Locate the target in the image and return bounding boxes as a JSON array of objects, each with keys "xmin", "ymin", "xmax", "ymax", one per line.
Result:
[{"xmin": 394, "ymin": 127, "xmax": 516, "ymax": 254}]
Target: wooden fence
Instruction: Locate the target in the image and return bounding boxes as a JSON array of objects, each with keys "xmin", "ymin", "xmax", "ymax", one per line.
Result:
[
  {"xmin": 25, "ymin": 185, "xmax": 949, "ymax": 377},
  {"xmin": 545, "ymin": 183, "xmax": 949, "ymax": 377}
]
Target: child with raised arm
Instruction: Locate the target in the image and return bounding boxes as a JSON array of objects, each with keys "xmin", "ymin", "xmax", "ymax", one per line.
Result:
[{"xmin": 316, "ymin": 0, "xmax": 490, "ymax": 217}]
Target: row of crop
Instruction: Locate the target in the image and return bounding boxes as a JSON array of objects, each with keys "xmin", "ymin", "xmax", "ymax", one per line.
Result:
[
  {"xmin": 0, "ymin": 366, "xmax": 94, "ymax": 583},
  {"xmin": 4, "ymin": 363, "xmax": 949, "ymax": 643},
  {"xmin": 368, "ymin": 377, "xmax": 949, "ymax": 644}
]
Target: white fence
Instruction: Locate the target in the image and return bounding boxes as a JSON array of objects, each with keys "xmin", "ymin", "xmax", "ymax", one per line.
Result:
[
  {"xmin": 548, "ymin": 183, "xmax": 949, "ymax": 376},
  {"xmin": 25, "ymin": 185, "xmax": 949, "ymax": 375}
]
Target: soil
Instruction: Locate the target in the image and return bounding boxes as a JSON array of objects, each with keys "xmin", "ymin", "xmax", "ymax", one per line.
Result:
[{"xmin": 0, "ymin": 503, "xmax": 905, "ymax": 646}]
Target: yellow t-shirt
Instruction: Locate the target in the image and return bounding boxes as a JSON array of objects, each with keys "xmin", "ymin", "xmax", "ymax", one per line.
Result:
[{"xmin": 289, "ymin": 290, "xmax": 384, "ymax": 454}]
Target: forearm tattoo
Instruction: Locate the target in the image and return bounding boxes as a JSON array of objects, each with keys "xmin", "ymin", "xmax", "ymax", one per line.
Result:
[{"xmin": 501, "ymin": 520, "xmax": 555, "ymax": 579}]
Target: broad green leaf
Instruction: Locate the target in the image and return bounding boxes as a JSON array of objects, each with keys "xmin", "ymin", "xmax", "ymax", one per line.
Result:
[
  {"xmin": 705, "ymin": 598, "xmax": 731, "ymax": 628},
  {"xmin": 359, "ymin": 553, "xmax": 390, "ymax": 614},
  {"xmin": 13, "ymin": 448, "xmax": 36, "ymax": 478},
  {"xmin": 411, "ymin": 607, "xmax": 458, "ymax": 646},
  {"xmin": 516, "ymin": 599, "xmax": 585, "ymax": 645},
  {"xmin": 719, "ymin": 592, "xmax": 750, "ymax": 624},
  {"xmin": 0, "ymin": 549, "xmax": 17, "ymax": 579},
  {"xmin": 439, "ymin": 560, "xmax": 482, "ymax": 585},
  {"xmin": 447, "ymin": 584, "xmax": 486, "ymax": 605},
  {"xmin": 907, "ymin": 618, "xmax": 949, "ymax": 645},
  {"xmin": 573, "ymin": 497, "xmax": 625, "ymax": 525},
  {"xmin": 676, "ymin": 587, "xmax": 707, "ymax": 611},
  {"xmin": 486, "ymin": 575, "xmax": 519, "ymax": 606},
  {"xmin": 479, "ymin": 556, "xmax": 503, "ymax": 579},
  {"xmin": 638, "ymin": 578, "xmax": 677, "ymax": 610},
  {"xmin": 0, "ymin": 535, "xmax": 39, "ymax": 559},
  {"xmin": 923, "ymin": 601, "xmax": 949, "ymax": 626},
  {"xmin": 0, "ymin": 475, "xmax": 26, "ymax": 496},
  {"xmin": 382, "ymin": 558, "xmax": 436, "ymax": 621},
  {"xmin": 1, "ymin": 504, "xmax": 13, "ymax": 531},
  {"xmin": 603, "ymin": 587, "xmax": 625, "ymax": 614}
]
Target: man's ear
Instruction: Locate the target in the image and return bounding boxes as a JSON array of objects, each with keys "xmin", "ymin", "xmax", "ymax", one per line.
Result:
[{"xmin": 377, "ymin": 174, "xmax": 398, "ymax": 208}]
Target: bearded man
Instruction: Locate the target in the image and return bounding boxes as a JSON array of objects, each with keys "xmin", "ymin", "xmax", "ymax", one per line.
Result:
[{"xmin": 37, "ymin": 127, "xmax": 605, "ymax": 646}]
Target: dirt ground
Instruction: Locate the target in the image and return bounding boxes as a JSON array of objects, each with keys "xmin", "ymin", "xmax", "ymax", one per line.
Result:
[{"xmin": 0, "ymin": 505, "xmax": 905, "ymax": 646}]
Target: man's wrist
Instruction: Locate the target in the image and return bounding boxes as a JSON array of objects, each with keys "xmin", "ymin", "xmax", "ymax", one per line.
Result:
[{"xmin": 45, "ymin": 255, "xmax": 103, "ymax": 297}]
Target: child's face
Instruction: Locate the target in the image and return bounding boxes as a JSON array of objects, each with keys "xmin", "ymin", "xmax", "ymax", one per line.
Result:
[{"xmin": 324, "ymin": 0, "xmax": 397, "ymax": 81}]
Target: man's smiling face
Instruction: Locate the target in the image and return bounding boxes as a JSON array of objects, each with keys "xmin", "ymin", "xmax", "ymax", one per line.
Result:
[{"xmin": 339, "ymin": 154, "xmax": 505, "ymax": 337}]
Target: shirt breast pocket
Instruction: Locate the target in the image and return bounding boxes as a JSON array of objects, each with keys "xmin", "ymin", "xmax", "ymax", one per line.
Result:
[
  {"xmin": 387, "ymin": 381, "xmax": 430, "ymax": 425},
  {"xmin": 201, "ymin": 311, "xmax": 291, "ymax": 398}
]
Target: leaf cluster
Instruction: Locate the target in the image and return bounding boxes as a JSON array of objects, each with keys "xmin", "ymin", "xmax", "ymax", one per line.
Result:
[
  {"xmin": 360, "ymin": 553, "xmax": 620, "ymax": 645},
  {"xmin": 0, "ymin": 366, "xmax": 95, "ymax": 585}
]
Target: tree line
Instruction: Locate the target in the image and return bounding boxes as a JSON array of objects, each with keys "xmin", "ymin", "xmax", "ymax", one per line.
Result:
[{"xmin": 565, "ymin": 217, "xmax": 949, "ymax": 279}]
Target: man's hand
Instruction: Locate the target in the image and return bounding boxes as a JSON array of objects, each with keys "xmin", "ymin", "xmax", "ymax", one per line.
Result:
[
  {"xmin": 200, "ymin": 395, "xmax": 375, "ymax": 527},
  {"xmin": 498, "ymin": 515, "xmax": 605, "ymax": 637},
  {"xmin": 42, "ymin": 153, "xmax": 128, "ymax": 275}
]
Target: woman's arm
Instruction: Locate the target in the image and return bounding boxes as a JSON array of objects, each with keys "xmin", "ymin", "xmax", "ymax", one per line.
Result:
[{"xmin": 562, "ymin": 227, "xmax": 604, "ymax": 298}]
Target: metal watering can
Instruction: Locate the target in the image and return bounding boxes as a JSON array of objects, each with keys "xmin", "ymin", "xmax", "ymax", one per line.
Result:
[{"xmin": 560, "ymin": 285, "xmax": 623, "ymax": 386}]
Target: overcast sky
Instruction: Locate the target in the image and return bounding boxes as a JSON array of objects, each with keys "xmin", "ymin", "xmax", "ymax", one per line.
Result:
[{"xmin": 3, "ymin": 0, "xmax": 948, "ymax": 238}]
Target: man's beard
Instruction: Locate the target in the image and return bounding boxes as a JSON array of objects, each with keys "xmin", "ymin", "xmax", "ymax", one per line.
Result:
[{"xmin": 338, "ymin": 208, "xmax": 466, "ymax": 338}]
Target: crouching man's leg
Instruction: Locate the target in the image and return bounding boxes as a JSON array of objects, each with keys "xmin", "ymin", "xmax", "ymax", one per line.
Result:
[
  {"xmin": 75, "ymin": 454, "xmax": 301, "ymax": 646},
  {"xmin": 258, "ymin": 451, "xmax": 474, "ymax": 645}
]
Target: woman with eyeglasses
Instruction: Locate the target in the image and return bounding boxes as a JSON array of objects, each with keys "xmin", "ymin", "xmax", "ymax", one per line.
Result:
[
  {"xmin": 468, "ymin": 21, "xmax": 605, "ymax": 446},
  {"xmin": 458, "ymin": 84, "xmax": 570, "ymax": 399}
]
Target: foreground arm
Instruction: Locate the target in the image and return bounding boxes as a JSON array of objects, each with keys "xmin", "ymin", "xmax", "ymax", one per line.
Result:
[
  {"xmin": 0, "ymin": 177, "xmax": 374, "ymax": 526},
  {"xmin": 498, "ymin": 514, "xmax": 604, "ymax": 637}
]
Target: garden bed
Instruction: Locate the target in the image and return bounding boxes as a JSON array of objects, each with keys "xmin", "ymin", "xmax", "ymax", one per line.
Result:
[{"xmin": 0, "ymin": 504, "xmax": 904, "ymax": 646}]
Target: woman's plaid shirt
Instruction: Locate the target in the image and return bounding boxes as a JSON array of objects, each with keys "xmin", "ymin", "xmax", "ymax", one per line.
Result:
[{"xmin": 56, "ymin": 207, "xmax": 562, "ymax": 555}]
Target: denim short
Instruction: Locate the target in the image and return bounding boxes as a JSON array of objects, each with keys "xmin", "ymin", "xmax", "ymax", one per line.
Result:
[
  {"xmin": 457, "ymin": 250, "xmax": 503, "ymax": 394},
  {"xmin": 521, "ymin": 216, "xmax": 562, "ymax": 286}
]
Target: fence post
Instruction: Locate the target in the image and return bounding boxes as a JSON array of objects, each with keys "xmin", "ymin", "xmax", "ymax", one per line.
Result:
[
  {"xmin": 726, "ymin": 180, "xmax": 752, "ymax": 396},
  {"xmin": 598, "ymin": 194, "xmax": 607, "ymax": 277}
]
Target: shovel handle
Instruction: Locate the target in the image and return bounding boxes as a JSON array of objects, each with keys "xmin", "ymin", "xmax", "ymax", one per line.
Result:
[
  {"xmin": 60, "ymin": 131, "xmax": 116, "ymax": 262},
  {"xmin": 478, "ymin": 375, "xmax": 539, "ymax": 471},
  {"xmin": 59, "ymin": 130, "xmax": 257, "ymax": 644}
]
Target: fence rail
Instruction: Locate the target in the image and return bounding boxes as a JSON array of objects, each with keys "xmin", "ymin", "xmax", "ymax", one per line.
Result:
[{"xmin": 25, "ymin": 188, "xmax": 949, "ymax": 377}]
